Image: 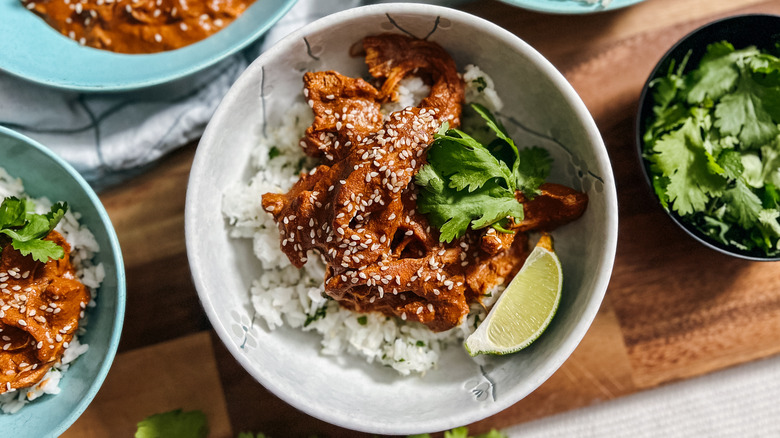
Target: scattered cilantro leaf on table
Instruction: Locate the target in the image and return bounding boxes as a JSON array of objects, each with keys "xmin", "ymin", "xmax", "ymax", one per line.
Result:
[
  {"xmin": 0, "ymin": 197, "xmax": 68, "ymax": 262},
  {"xmin": 135, "ymin": 409, "xmax": 209, "ymax": 438},
  {"xmin": 415, "ymin": 103, "xmax": 551, "ymax": 242},
  {"xmin": 643, "ymin": 40, "xmax": 780, "ymax": 255},
  {"xmin": 409, "ymin": 426, "xmax": 508, "ymax": 438}
]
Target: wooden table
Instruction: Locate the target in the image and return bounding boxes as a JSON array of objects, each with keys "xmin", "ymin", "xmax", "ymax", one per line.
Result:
[{"xmin": 62, "ymin": 0, "xmax": 780, "ymax": 436}]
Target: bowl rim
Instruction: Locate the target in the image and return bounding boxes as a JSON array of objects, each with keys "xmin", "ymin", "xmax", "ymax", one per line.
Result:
[
  {"xmin": 0, "ymin": 0, "xmax": 298, "ymax": 92},
  {"xmin": 186, "ymin": 3, "xmax": 618, "ymax": 434},
  {"xmin": 635, "ymin": 13, "xmax": 780, "ymax": 262},
  {"xmin": 0, "ymin": 125, "xmax": 127, "ymax": 433},
  {"xmin": 496, "ymin": 0, "xmax": 646, "ymax": 14}
]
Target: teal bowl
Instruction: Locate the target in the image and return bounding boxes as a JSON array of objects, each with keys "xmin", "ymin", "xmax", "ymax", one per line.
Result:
[
  {"xmin": 0, "ymin": 126, "xmax": 126, "ymax": 437},
  {"xmin": 497, "ymin": 0, "xmax": 645, "ymax": 14},
  {"xmin": 0, "ymin": 0, "xmax": 297, "ymax": 91}
]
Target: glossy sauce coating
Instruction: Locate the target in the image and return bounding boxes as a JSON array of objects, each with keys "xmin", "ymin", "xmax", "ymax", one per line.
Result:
[
  {"xmin": 21, "ymin": 0, "xmax": 256, "ymax": 53},
  {"xmin": 0, "ymin": 231, "xmax": 90, "ymax": 394}
]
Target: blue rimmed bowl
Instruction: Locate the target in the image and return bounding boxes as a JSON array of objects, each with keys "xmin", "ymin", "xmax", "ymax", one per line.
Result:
[
  {"xmin": 0, "ymin": 126, "xmax": 126, "ymax": 437},
  {"xmin": 498, "ymin": 0, "xmax": 645, "ymax": 14},
  {"xmin": 0, "ymin": 0, "xmax": 297, "ymax": 91}
]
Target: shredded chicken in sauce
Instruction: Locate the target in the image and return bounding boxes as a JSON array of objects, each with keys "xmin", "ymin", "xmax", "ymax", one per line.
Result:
[
  {"xmin": 262, "ymin": 34, "xmax": 587, "ymax": 332},
  {"xmin": 0, "ymin": 232, "xmax": 89, "ymax": 394}
]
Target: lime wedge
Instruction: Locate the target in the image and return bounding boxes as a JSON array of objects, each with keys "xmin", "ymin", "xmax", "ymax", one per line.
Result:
[{"xmin": 465, "ymin": 234, "xmax": 562, "ymax": 356}]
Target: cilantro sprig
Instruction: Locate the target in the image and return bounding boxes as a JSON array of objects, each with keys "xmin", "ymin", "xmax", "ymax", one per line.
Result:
[
  {"xmin": 135, "ymin": 409, "xmax": 209, "ymax": 438},
  {"xmin": 0, "ymin": 196, "xmax": 68, "ymax": 262},
  {"xmin": 415, "ymin": 103, "xmax": 552, "ymax": 242},
  {"xmin": 643, "ymin": 41, "xmax": 780, "ymax": 256}
]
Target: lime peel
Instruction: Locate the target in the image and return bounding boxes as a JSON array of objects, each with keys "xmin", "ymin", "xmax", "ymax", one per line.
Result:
[{"xmin": 464, "ymin": 235, "xmax": 562, "ymax": 356}]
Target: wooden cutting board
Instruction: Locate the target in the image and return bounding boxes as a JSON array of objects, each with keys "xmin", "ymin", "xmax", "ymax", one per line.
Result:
[
  {"xmin": 465, "ymin": 0, "xmax": 780, "ymax": 432},
  {"xmin": 61, "ymin": 0, "xmax": 780, "ymax": 436}
]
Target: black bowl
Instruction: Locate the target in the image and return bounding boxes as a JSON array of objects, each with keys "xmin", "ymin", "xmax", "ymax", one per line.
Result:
[{"xmin": 636, "ymin": 13, "xmax": 780, "ymax": 261}]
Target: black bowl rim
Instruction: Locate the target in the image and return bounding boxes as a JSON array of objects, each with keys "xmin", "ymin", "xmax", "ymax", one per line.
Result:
[{"xmin": 635, "ymin": 13, "xmax": 780, "ymax": 262}]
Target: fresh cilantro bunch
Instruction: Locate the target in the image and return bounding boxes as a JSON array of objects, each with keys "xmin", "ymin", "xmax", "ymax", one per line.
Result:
[
  {"xmin": 643, "ymin": 41, "xmax": 780, "ymax": 256},
  {"xmin": 415, "ymin": 103, "xmax": 552, "ymax": 243},
  {"xmin": 0, "ymin": 196, "xmax": 68, "ymax": 262}
]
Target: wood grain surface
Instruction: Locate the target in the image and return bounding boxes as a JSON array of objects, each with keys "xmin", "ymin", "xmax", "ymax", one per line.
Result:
[{"xmin": 64, "ymin": 0, "xmax": 780, "ymax": 436}]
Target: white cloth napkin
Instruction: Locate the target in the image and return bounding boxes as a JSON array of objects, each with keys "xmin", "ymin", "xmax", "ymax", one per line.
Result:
[
  {"xmin": 505, "ymin": 354, "xmax": 780, "ymax": 437},
  {"xmin": 0, "ymin": 0, "xmax": 462, "ymax": 190}
]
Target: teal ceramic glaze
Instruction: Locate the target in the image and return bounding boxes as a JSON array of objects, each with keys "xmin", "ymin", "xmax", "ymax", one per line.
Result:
[
  {"xmin": 0, "ymin": 126, "xmax": 125, "ymax": 438},
  {"xmin": 498, "ymin": 0, "xmax": 645, "ymax": 14},
  {"xmin": 0, "ymin": 0, "xmax": 297, "ymax": 91}
]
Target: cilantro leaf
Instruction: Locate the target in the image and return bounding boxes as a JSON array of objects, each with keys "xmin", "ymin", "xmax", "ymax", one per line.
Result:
[
  {"xmin": 714, "ymin": 73, "xmax": 779, "ymax": 148},
  {"xmin": 758, "ymin": 209, "xmax": 780, "ymax": 243},
  {"xmin": 722, "ymin": 179, "xmax": 764, "ymax": 229},
  {"xmin": 514, "ymin": 146, "xmax": 552, "ymax": 196},
  {"xmin": 651, "ymin": 117, "xmax": 727, "ymax": 215},
  {"xmin": 761, "ymin": 143, "xmax": 780, "ymax": 188},
  {"xmin": 0, "ymin": 197, "xmax": 68, "ymax": 262},
  {"xmin": 11, "ymin": 238, "xmax": 65, "ymax": 263},
  {"xmin": 416, "ymin": 170, "xmax": 522, "ymax": 243},
  {"xmin": 135, "ymin": 409, "xmax": 209, "ymax": 438},
  {"xmin": 762, "ymin": 182, "xmax": 780, "ymax": 209},
  {"xmin": 716, "ymin": 149, "xmax": 745, "ymax": 181},
  {"xmin": 444, "ymin": 428, "xmax": 470, "ymax": 438},
  {"xmin": 429, "ymin": 127, "xmax": 515, "ymax": 192},
  {"xmin": 687, "ymin": 42, "xmax": 758, "ymax": 103},
  {"xmin": 471, "ymin": 104, "xmax": 515, "ymax": 148},
  {"xmin": 651, "ymin": 51, "xmax": 691, "ymax": 111},
  {"xmin": 46, "ymin": 202, "xmax": 68, "ymax": 229},
  {"xmin": 0, "ymin": 197, "xmax": 28, "ymax": 228},
  {"xmin": 409, "ymin": 427, "xmax": 507, "ymax": 438}
]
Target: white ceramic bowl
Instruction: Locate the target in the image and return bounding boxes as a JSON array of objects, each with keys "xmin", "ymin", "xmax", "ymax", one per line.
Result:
[{"xmin": 186, "ymin": 3, "xmax": 617, "ymax": 434}]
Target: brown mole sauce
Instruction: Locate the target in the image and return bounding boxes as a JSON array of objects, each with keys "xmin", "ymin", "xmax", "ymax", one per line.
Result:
[
  {"xmin": 21, "ymin": 0, "xmax": 256, "ymax": 54},
  {"xmin": 0, "ymin": 231, "xmax": 90, "ymax": 394}
]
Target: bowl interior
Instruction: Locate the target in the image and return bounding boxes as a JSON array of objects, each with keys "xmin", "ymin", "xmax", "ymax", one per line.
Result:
[
  {"xmin": 0, "ymin": 127, "xmax": 125, "ymax": 437},
  {"xmin": 0, "ymin": 0, "xmax": 297, "ymax": 91},
  {"xmin": 187, "ymin": 4, "xmax": 617, "ymax": 434},
  {"xmin": 636, "ymin": 14, "xmax": 780, "ymax": 261},
  {"xmin": 497, "ymin": 0, "xmax": 645, "ymax": 14}
]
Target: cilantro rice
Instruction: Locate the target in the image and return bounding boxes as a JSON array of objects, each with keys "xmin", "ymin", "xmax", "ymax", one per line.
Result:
[
  {"xmin": 0, "ymin": 167, "xmax": 105, "ymax": 414},
  {"xmin": 222, "ymin": 65, "xmax": 503, "ymax": 375}
]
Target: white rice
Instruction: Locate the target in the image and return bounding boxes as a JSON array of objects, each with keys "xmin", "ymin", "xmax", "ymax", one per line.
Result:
[
  {"xmin": 222, "ymin": 65, "xmax": 503, "ymax": 375},
  {"xmin": 0, "ymin": 167, "xmax": 104, "ymax": 414}
]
